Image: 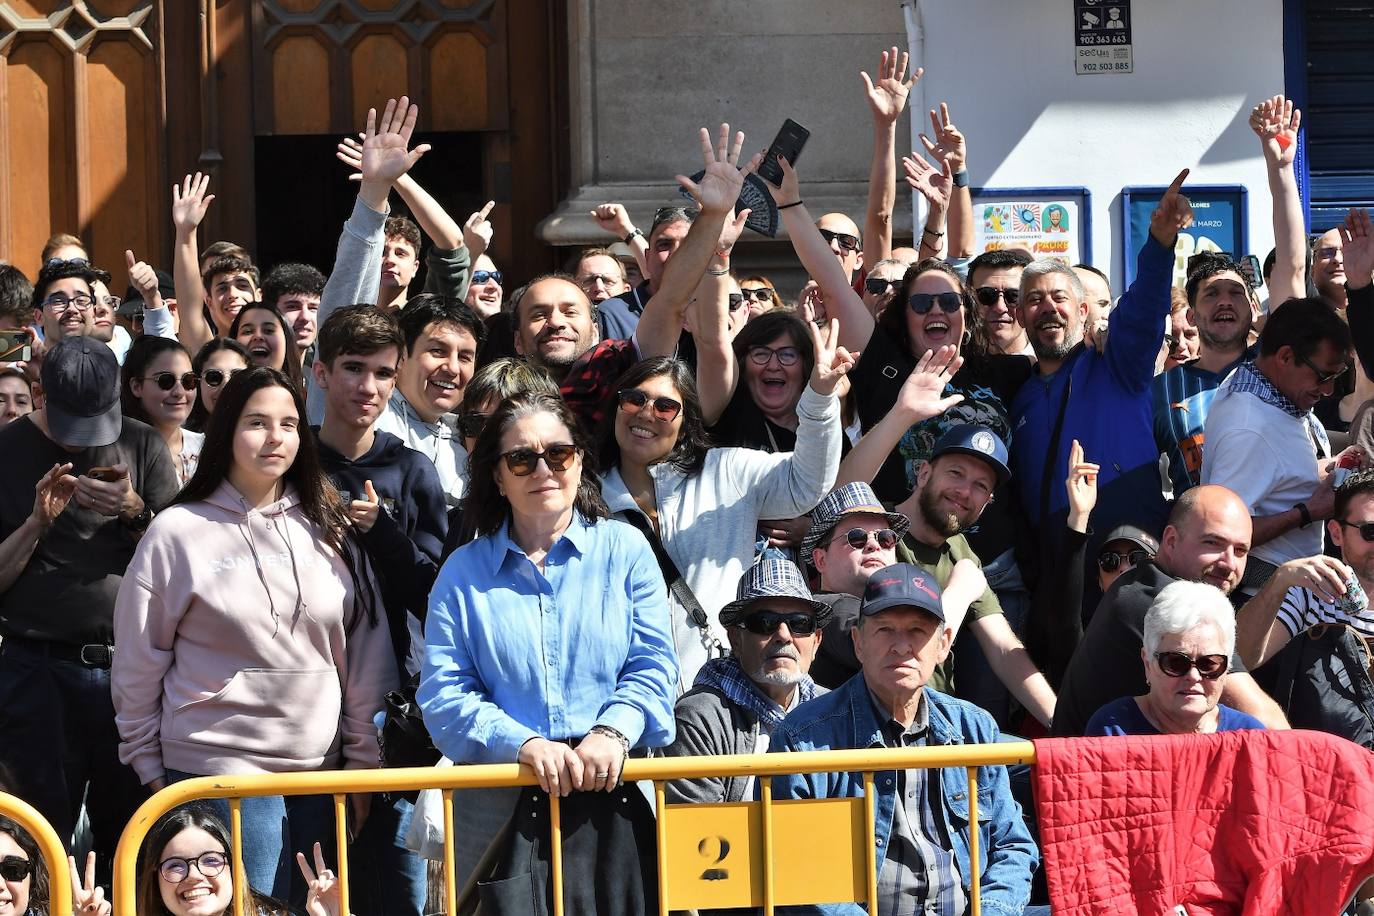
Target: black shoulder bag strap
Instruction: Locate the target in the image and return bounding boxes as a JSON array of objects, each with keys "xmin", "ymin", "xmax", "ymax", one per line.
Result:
[{"xmin": 622, "ymin": 511, "xmax": 725, "ymax": 658}]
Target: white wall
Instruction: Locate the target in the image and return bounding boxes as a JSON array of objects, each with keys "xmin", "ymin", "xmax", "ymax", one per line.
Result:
[{"xmin": 907, "ymin": 0, "xmax": 1286, "ymax": 289}]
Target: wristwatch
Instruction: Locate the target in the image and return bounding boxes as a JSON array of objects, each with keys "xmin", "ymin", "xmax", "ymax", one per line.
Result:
[
  {"xmin": 122, "ymin": 505, "xmax": 154, "ymax": 533},
  {"xmin": 623, "ymin": 228, "xmax": 644, "ymax": 244},
  {"xmin": 952, "ymin": 169, "xmax": 971, "ymax": 189}
]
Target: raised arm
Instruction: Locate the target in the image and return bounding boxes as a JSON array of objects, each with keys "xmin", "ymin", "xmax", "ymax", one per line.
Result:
[
  {"xmin": 903, "ymin": 151, "xmax": 955, "ymax": 262},
  {"xmin": 1342, "ymin": 208, "xmax": 1374, "ymax": 378},
  {"xmin": 1235, "ymin": 554, "xmax": 1347, "ymax": 667},
  {"xmin": 592, "ymin": 204, "xmax": 650, "ymax": 280},
  {"xmin": 919, "ymin": 104, "xmax": 974, "ymax": 259},
  {"xmin": 688, "ymin": 258, "xmax": 738, "ymax": 426},
  {"xmin": 861, "ymin": 47, "xmax": 920, "ymax": 267},
  {"xmin": 1250, "ymin": 95, "xmax": 1306, "ymax": 305},
  {"xmin": 171, "ymin": 173, "xmax": 215, "ymax": 353}
]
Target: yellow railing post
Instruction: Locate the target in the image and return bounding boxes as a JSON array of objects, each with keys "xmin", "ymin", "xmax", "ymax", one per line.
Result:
[
  {"xmin": 0, "ymin": 793, "xmax": 72, "ymax": 916},
  {"xmin": 549, "ymin": 791, "xmax": 564, "ymax": 916},
  {"xmin": 230, "ymin": 798, "xmax": 245, "ymax": 916},
  {"xmin": 442, "ymin": 789, "xmax": 457, "ymax": 916},
  {"xmin": 332, "ymin": 794, "xmax": 350, "ymax": 916},
  {"xmin": 760, "ymin": 777, "xmax": 775, "ymax": 916},
  {"xmin": 654, "ymin": 781, "xmax": 669, "ymax": 916},
  {"xmin": 967, "ymin": 767, "xmax": 980, "ymax": 916},
  {"xmin": 862, "ymin": 771, "xmax": 879, "ymax": 913}
]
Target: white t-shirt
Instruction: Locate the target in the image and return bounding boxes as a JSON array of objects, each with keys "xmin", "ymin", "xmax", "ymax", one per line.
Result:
[
  {"xmin": 1277, "ymin": 582, "xmax": 1374, "ymax": 640},
  {"xmin": 373, "ymin": 391, "xmax": 467, "ymax": 506}
]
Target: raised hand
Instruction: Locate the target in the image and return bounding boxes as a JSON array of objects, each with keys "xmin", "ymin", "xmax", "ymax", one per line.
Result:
[
  {"xmin": 1149, "ymin": 168, "xmax": 1193, "ymax": 248},
  {"xmin": 861, "ymin": 46, "xmax": 921, "ymax": 125},
  {"xmin": 677, "ymin": 124, "xmax": 757, "ymax": 215},
  {"xmin": 808, "ymin": 318, "xmax": 857, "ymax": 396},
  {"xmin": 902, "ymin": 153, "xmax": 954, "ymax": 211},
  {"xmin": 360, "ymin": 96, "xmax": 431, "ymax": 187},
  {"xmin": 895, "ymin": 344, "xmax": 965, "ymax": 421},
  {"xmin": 1064, "ymin": 439, "xmax": 1099, "ymax": 533},
  {"xmin": 761, "ymin": 151, "xmax": 802, "ymax": 204},
  {"xmin": 463, "ymin": 200, "xmax": 496, "ymax": 258},
  {"xmin": 297, "ymin": 843, "xmax": 343, "ymax": 916},
  {"xmin": 70, "ymin": 852, "xmax": 110, "ymax": 916},
  {"xmin": 918, "ymin": 103, "xmax": 967, "ymax": 172},
  {"xmin": 1340, "ymin": 207, "xmax": 1374, "ymax": 290},
  {"xmin": 31, "ymin": 462, "xmax": 76, "ymax": 531},
  {"xmin": 335, "ymin": 133, "xmax": 364, "ymax": 180},
  {"xmin": 171, "ymin": 173, "xmax": 215, "ymax": 236},
  {"xmin": 590, "ymin": 202, "xmax": 636, "ymax": 238},
  {"xmin": 126, "ymin": 249, "xmax": 163, "ymax": 310},
  {"xmin": 1249, "ymin": 94, "xmax": 1300, "ymax": 167},
  {"xmin": 717, "ymin": 208, "xmax": 752, "ymax": 254}
]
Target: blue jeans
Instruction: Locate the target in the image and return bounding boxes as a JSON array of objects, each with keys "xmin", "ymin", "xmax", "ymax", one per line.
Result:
[{"xmin": 348, "ymin": 796, "xmax": 426, "ymax": 916}]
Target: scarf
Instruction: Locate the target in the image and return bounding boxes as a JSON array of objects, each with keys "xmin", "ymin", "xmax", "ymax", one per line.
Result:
[{"xmin": 693, "ymin": 656, "xmax": 819, "ymax": 733}]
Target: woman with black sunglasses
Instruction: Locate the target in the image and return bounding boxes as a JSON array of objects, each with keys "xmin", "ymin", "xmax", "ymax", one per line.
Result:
[
  {"xmin": 121, "ymin": 336, "xmax": 202, "ymax": 485},
  {"xmin": 0, "ymin": 814, "xmax": 109, "ymax": 915},
  {"xmin": 420, "ymin": 390, "xmax": 676, "ymax": 915},
  {"xmin": 185, "ymin": 338, "xmax": 249, "ymax": 433},
  {"xmin": 1083, "ymin": 580, "xmax": 1264, "ymax": 736}
]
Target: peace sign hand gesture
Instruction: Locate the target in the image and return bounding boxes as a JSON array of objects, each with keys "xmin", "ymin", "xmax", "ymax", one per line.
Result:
[
  {"xmin": 69, "ymin": 852, "xmax": 111, "ymax": 916},
  {"xmin": 297, "ymin": 843, "xmax": 344, "ymax": 916},
  {"xmin": 807, "ymin": 318, "xmax": 858, "ymax": 396},
  {"xmin": 1149, "ymin": 168, "xmax": 1193, "ymax": 248},
  {"xmin": 861, "ymin": 46, "xmax": 921, "ymax": 125}
]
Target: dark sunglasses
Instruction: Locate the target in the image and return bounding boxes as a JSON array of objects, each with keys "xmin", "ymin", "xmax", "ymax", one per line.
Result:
[
  {"xmin": 457, "ymin": 412, "xmax": 489, "ymax": 440},
  {"xmin": 828, "ymin": 527, "xmax": 898, "ymax": 551},
  {"xmin": 43, "ymin": 256, "xmax": 92, "ymax": 269},
  {"xmin": 142, "ymin": 371, "xmax": 198, "ymax": 392},
  {"xmin": 0, "ymin": 856, "xmax": 32, "ymax": 882},
  {"xmin": 473, "ymin": 269, "xmax": 503, "ymax": 286},
  {"xmin": 908, "ymin": 292, "xmax": 963, "ymax": 315},
  {"xmin": 818, "ymin": 228, "xmax": 860, "ymax": 253},
  {"xmin": 1297, "ymin": 351, "xmax": 1349, "ymax": 385},
  {"xmin": 747, "ymin": 345, "xmax": 801, "ymax": 367},
  {"xmin": 737, "ymin": 610, "xmax": 819, "ymax": 636},
  {"xmin": 501, "ymin": 444, "xmax": 579, "ymax": 476},
  {"xmin": 618, "ymin": 388, "xmax": 683, "ymax": 421},
  {"xmin": 1097, "ymin": 549, "xmax": 1152, "ymax": 572},
  {"xmin": 974, "ymin": 286, "xmax": 1020, "ymax": 307},
  {"xmin": 158, "ymin": 850, "xmax": 228, "ymax": 883},
  {"xmin": 1337, "ymin": 520, "xmax": 1374, "ymax": 543},
  {"xmin": 1154, "ymin": 651, "xmax": 1228, "ymax": 680},
  {"xmin": 201, "ymin": 367, "xmax": 245, "ymax": 388},
  {"xmin": 864, "ymin": 277, "xmax": 900, "ymax": 296},
  {"xmin": 740, "ymin": 287, "xmax": 773, "ymax": 302},
  {"xmin": 728, "ymin": 293, "xmax": 745, "ymax": 312}
]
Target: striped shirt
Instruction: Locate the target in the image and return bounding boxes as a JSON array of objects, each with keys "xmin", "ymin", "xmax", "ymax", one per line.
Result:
[
  {"xmin": 1277, "ymin": 584, "xmax": 1374, "ymax": 640},
  {"xmin": 1150, "ymin": 350, "xmax": 1250, "ymax": 498}
]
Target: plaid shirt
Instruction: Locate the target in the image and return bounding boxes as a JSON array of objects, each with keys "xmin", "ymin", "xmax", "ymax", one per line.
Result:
[{"xmin": 560, "ymin": 338, "xmax": 638, "ymax": 434}]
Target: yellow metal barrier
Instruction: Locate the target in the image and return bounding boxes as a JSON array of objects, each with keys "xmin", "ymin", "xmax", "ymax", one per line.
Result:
[
  {"xmin": 0, "ymin": 792, "xmax": 73, "ymax": 916},
  {"xmin": 113, "ymin": 742, "xmax": 1036, "ymax": 916}
]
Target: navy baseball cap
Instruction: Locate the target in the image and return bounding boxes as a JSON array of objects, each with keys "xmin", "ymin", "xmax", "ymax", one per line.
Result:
[
  {"xmin": 39, "ymin": 337, "xmax": 121, "ymax": 447},
  {"xmin": 931, "ymin": 424, "xmax": 1011, "ymax": 486},
  {"xmin": 860, "ymin": 562, "xmax": 944, "ymax": 622}
]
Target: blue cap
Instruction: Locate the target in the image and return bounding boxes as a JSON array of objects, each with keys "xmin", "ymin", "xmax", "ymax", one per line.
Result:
[
  {"xmin": 931, "ymin": 424, "xmax": 1010, "ymax": 486},
  {"xmin": 860, "ymin": 562, "xmax": 944, "ymax": 622}
]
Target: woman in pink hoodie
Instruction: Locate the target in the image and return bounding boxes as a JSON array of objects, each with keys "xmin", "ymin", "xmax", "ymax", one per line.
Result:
[{"xmin": 112, "ymin": 366, "xmax": 397, "ymax": 904}]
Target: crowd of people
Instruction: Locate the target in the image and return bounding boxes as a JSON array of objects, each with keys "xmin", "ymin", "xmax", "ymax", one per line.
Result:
[{"xmin": 1, "ymin": 47, "xmax": 1373, "ymax": 915}]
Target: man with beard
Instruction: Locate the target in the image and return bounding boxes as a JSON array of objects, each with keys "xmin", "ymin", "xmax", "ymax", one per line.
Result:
[
  {"xmin": 662, "ymin": 558, "xmax": 829, "ymax": 804},
  {"xmin": 1053, "ymin": 485, "xmax": 1288, "ymax": 735},
  {"xmin": 1152, "ymin": 254, "xmax": 1257, "ymax": 497},
  {"xmin": 1010, "ymin": 169, "xmax": 1192, "ymax": 557}
]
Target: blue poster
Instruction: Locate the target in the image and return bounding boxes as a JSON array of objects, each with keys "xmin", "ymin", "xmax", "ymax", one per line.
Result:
[{"xmin": 1121, "ymin": 185, "xmax": 1248, "ymax": 288}]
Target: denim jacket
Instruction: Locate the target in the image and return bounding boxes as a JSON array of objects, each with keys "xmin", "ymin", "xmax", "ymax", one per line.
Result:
[{"xmin": 768, "ymin": 675, "xmax": 1038, "ymax": 916}]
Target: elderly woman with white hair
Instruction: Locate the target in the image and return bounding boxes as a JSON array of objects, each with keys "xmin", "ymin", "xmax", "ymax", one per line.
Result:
[{"xmin": 1084, "ymin": 580, "xmax": 1266, "ymax": 736}]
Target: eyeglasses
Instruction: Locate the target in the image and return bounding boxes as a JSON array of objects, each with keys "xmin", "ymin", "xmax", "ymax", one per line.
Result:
[
  {"xmin": 747, "ymin": 345, "xmax": 801, "ymax": 367},
  {"xmin": 473, "ymin": 270, "xmax": 503, "ymax": 286},
  {"xmin": 818, "ymin": 228, "xmax": 860, "ymax": 253},
  {"xmin": 974, "ymin": 286, "xmax": 1020, "ymax": 307},
  {"xmin": 1315, "ymin": 246, "xmax": 1341, "ymax": 261},
  {"xmin": 98, "ymin": 295, "xmax": 121, "ymax": 312},
  {"xmin": 44, "ymin": 257, "xmax": 91, "ymax": 269},
  {"xmin": 158, "ymin": 851, "xmax": 228, "ymax": 883},
  {"xmin": 457, "ymin": 412, "xmax": 489, "ymax": 440},
  {"xmin": 43, "ymin": 293, "xmax": 95, "ymax": 312},
  {"xmin": 864, "ymin": 277, "xmax": 900, "ymax": 296},
  {"xmin": 1153, "ymin": 651, "xmax": 1228, "ymax": 680},
  {"xmin": 1297, "ymin": 351, "xmax": 1348, "ymax": 386},
  {"xmin": 201, "ymin": 367, "xmax": 245, "ymax": 388},
  {"xmin": 1097, "ymin": 548, "xmax": 1152, "ymax": 572},
  {"xmin": 1337, "ymin": 520, "xmax": 1374, "ymax": 543},
  {"xmin": 826, "ymin": 527, "xmax": 898, "ymax": 551},
  {"xmin": 740, "ymin": 287, "xmax": 773, "ymax": 302},
  {"xmin": 908, "ymin": 292, "xmax": 963, "ymax": 315},
  {"xmin": 618, "ymin": 388, "xmax": 683, "ymax": 421},
  {"xmin": 142, "ymin": 372, "xmax": 199, "ymax": 392},
  {"xmin": 501, "ymin": 444, "xmax": 579, "ymax": 476},
  {"xmin": 737, "ymin": 610, "xmax": 819, "ymax": 636},
  {"xmin": 727, "ymin": 293, "xmax": 745, "ymax": 312},
  {"xmin": 0, "ymin": 856, "xmax": 32, "ymax": 882}
]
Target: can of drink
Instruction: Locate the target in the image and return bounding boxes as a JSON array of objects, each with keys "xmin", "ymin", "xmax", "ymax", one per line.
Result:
[{"xmin": 1336, "ymin": 573, "xmax": 1369, "ymax": 617}]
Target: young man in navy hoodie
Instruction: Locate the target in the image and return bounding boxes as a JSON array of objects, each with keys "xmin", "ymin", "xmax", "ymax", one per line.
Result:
[{"xmin": 311, "ymin": 303, "xmax": 447, "ymax": 916}]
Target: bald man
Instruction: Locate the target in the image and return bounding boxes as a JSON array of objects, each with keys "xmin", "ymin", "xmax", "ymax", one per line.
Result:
[
  {"xmin": 816, "ymin": 212, "xmax": 864, "ymax": 283},
  {"xmin": 1053, "ymin": 485, "xmax": 1289, "ymax": 735}
]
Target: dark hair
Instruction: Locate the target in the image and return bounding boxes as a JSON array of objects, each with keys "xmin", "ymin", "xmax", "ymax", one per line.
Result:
[
  {"xmin": 201, "ymin": 241, "xmax": 250, "ymax": 267},
  {"xmin": 461, "ymin": 357, "xmax": 558, "ymax": 415},
  {"xmin": 30, "ymin": 259, "xmax": 101, "ymax": 312},
  {"xmin": 121, "ymin": 336, "xmax": 193, "ymax": 426},
  {"xmin": 732, "ymin": 311, "xmax": 816, "ymax": 398},
  {"xmin": 397, "ymin": 293, "xmax": 486, "ymax": 355},
  {"xmin": 260, "ymin": 262, "xmax": 325, "ymax": 310},
  {"xmin": 649, "ymin": 205, "xmax": 698, "ymax": 239},
  {"xmin": 228, "ymin": 302, "xmax": 304, "ymax": 391},
  {"xmin": 465, "ymin": 391, "xmax": 608, "ymax": 536},
  {"xmin": 316, "ymin": 304, "xmax": 404, "ymax": 367},
  {"xmin": 137, "ymin": 804, "xmax": 293, "ymax": 916},
  {"xmin": 0, "ymin": 366, "xmax": 32, "ymax": 392},
  {"xmin": 0, "ymin": 815, "xmax": 49, "ymax": 915},
  {"xmin": 1185, "ymin": 252, "xmax": 1250, "ymax": 307},
  {"xmin": 877, "ymin": 258, "xmax": 984, "ymax": 358},
  {"xmin": 597, "ymin": 357, "xmax": 712, "ymax": 475},
  {"xmin": 172, "ymin": 367, "xmax": 378, "ymax": 631},
  {"xmin": 186, "ymin": 338, "xmax": 251, "ymax": 433},
  {"xmin": 384, "ymin": 216, "xmax": 422, "ymax": 254},
  {"xmin": 1336, "ymin": 468, "xmax": 1374, "ymax": 520},
  {"xmin": 511, "ymin": 272, "xmax": 590, "ymax": 325},
  {"xmin": 967, "ymin": 248, "xmax": 1033, "ymax": 283},
  {"xmin": 0, "ymin": 264, "xmax": 33, "ymax": 325},
  {"xmin": 201, "ymin": 255, "xmax": 260, "ymax": 293},
  {"xmin": 1258, "ymin": 296, "xmax": 1352, "ymax": 359}
]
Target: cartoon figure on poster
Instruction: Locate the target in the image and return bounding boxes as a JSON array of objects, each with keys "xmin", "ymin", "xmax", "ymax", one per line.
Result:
[
  {"xmin": 1013, "ymin": 204, "xmax": 1041, "ymax": 232},
  {"xmin": 1043, "ymin": 204, "xmax": 1069, "ymax": 233},
  {"xmin": 983, "ymin": 204, "xmax": 1012, "ymax": 234}
]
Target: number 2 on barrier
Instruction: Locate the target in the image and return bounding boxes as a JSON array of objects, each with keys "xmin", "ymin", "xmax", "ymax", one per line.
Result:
[{"xmin": 698, "ymin": 835, "xmax": 730, "ymax": 881}]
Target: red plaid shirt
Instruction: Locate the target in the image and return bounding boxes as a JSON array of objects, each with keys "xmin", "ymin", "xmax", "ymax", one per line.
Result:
[{"xmin": 560, "ymin": 338, "xmax": 638, "ymax": 434}]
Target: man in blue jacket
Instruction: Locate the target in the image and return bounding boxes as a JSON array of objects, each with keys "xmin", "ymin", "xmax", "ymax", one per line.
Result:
[{"xmin": 769, "ymin": 563, "xmax": 1040, "ymax": 916}]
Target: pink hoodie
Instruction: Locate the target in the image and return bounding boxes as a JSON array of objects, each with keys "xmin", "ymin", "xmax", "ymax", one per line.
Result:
[{"xmin": 112, "ymin": 480, "xmax": 398, "ymax": 785}]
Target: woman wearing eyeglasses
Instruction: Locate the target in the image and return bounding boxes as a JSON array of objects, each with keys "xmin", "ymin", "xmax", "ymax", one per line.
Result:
[
  {"xmin": 420, "ymin": 390, "xmax": 676, "ymax": 915},
  {"xmin": 121, "ymin": 337, "xmax": 203, "ymax": 485},
  {"xmin": 186, "ymin": 339, "xmax": 250, "ymax": 433},
  {"xmin": 1084, "ymin": 580, "xmax": 1264, "ymax": 736}
]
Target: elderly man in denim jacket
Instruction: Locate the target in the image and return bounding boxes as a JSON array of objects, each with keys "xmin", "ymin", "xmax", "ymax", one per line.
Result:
[{"xmin": 769, "ymin": 563, "xmax": 1041, "ymax": 916}]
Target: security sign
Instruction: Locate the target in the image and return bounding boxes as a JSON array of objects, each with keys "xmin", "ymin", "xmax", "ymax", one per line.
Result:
[{"xmin": 1075, "ymin": 0, "xmax": 1133, "ymax": 75}]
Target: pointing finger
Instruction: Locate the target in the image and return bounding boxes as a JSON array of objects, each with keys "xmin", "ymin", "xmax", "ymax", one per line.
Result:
[{"xmin": 1163, "ymin": 168, "xmax": 1190, "ymax": 199}]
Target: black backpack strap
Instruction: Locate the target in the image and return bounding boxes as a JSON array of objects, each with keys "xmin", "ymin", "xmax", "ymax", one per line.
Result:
[{"xmin": 621, "ymin": 510, "xmax": 720, "ymax": 651}]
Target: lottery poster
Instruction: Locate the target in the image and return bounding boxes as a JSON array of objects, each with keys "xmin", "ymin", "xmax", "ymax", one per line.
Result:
[{"xmin": 971, "ymin": 190, "xmax": 1090, "ymax": 265}]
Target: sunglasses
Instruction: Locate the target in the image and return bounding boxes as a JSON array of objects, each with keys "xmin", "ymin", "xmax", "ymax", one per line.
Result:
[
  {"xmin": 201, "ymin": 367, "xmax": 245, "ymax": 388},
  {"xmin": 44, "ymin": 257, "xmax": 92, "ymax": 269},
  {"xmin": 142, "ymin": 371, "xmax": 199, "ymax": 392},
  {"xmin": 1337, "ymin": 520, "xmax": 1374, "ymax": 542},
  {"xmin": 728, "ymin": 293, "xmax": 745, "ymax": 312},
  {"xmin": 473, "ymin": 269, "xmax": 503, "ymax": 286},
  {"xmin": 1154, "ymin": 651, "xmax": 1228, "ymax": 680},
  {"xmin": 0, "ymin": 856, "xmax": 32, "ymax": 882},
  {"xmin": 618, "ymin": 388, "xmax": 683, "ymax": 421},
  {"xmin": 457, "ymin": 412, "xmax": 489, "ymax": 440},
  {"xmin": 502, "ymin": 444, "xmax": 578, "ymax": 476},
  {"xmin": 864, "ymin": 277, "xmax": 900, "ymax": 296},
  {"xmin": 158, "ymin": 850, "xmax": 228, "ymax": 883},
  {"xmin": 738, "ymin": 610, "xmax": 819, "ymax": 636},
  {"xmin": 908, "ymin": 292, "xmax": 963, "ymax": 315},
  {"xmin": 1297, "ymin": 351, "xmax": 1348, "ymax": 385},
  {"xmin": 974, "ymin": 286, "xmax": 1020, "ymax": 307},
  {"xmin": 747, "ymin": 345, "xmax": 801, "ymax": 367},
  {"xmin": 740, "ymin": 287, "xmax": 773, "ymax": 302},
  {"xmin": 827, "ymin": 527, "xmax": 898, "ymax": 551},
  {"xmin": 1097, "ymin": 549, "xmax": 1152, "ymax": 572},
  {"xmin": 818, "ymin": 228, "xmax": 860, "ymax": 253}
]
